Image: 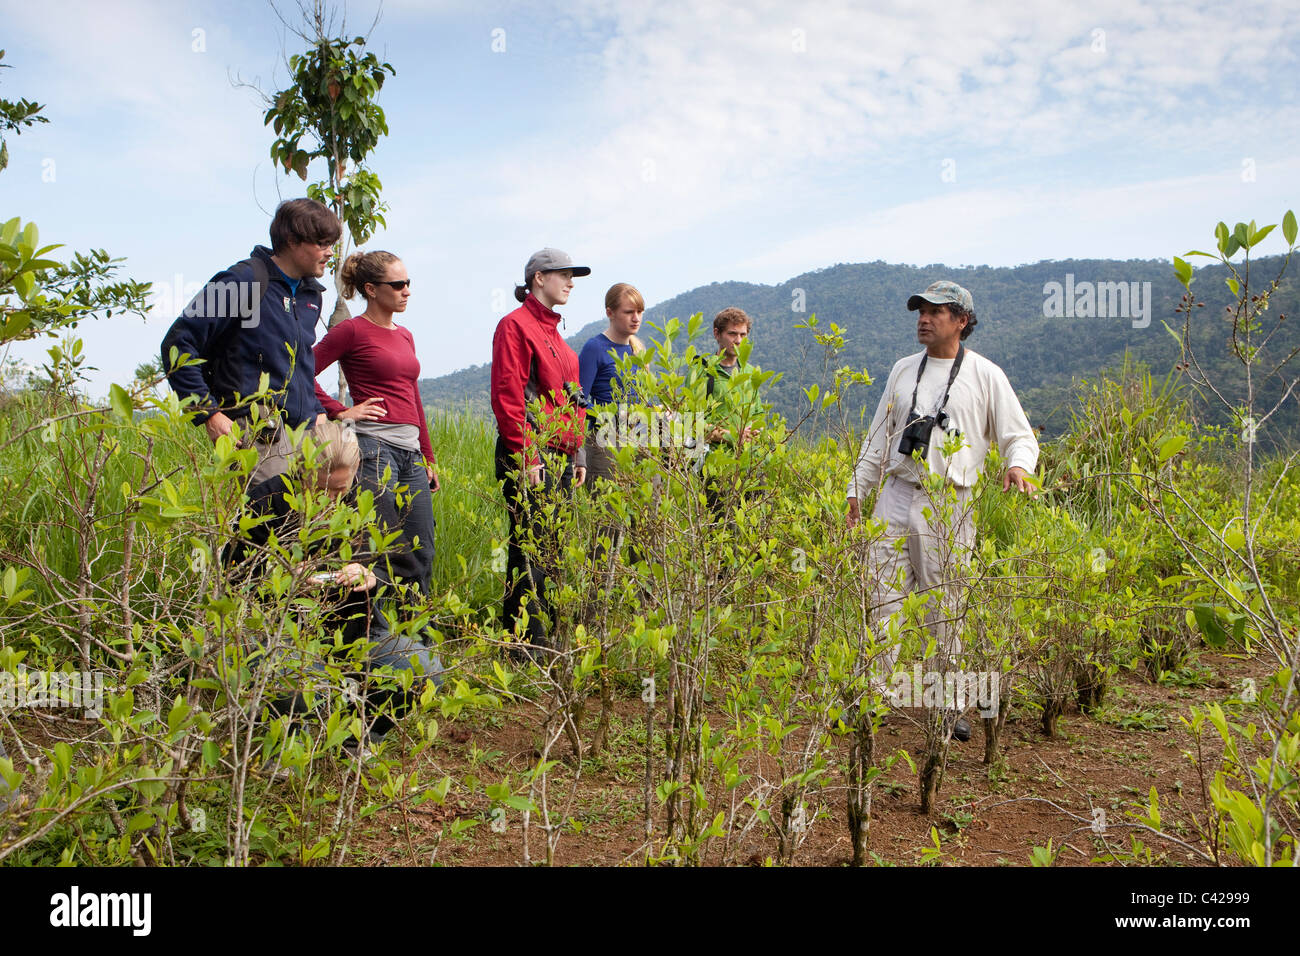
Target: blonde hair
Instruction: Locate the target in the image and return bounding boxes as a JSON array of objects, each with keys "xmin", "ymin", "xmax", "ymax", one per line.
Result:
[
  {"xmin": 312, "ymin": 420, "xmax": 361, "ymax": 474},
  {"xmin": 339, "ymin": 250, "xmax": 400, "ymax": 300},
  {"xmin": 605, "ymin": 282, "xmax": 646, "ymax": 354}
]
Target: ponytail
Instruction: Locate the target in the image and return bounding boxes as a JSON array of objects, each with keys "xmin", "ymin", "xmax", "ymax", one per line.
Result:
[{"xmin": 340, "ymin": 249, "xmax": 399, "ymax": 300}]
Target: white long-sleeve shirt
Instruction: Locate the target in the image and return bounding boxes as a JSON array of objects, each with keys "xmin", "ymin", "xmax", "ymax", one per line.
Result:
[{"xmin": 846, "ymin": 348, "xmax": 1039, "ymax": 497}]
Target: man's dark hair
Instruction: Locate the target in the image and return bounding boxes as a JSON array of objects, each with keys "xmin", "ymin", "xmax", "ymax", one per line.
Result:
[
  {"xmin": 269, "ymin": 198, "xmax": 342, "ymax": 254},
  {"xmin": 951, "ymin": 304, "xmax": 977, "ymax": 340}
]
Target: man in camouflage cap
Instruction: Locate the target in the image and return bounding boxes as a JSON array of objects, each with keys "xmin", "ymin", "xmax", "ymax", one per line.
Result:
[{"xmin": 845, "ymin": 280, "xmax": 1038, "ymax": 742}]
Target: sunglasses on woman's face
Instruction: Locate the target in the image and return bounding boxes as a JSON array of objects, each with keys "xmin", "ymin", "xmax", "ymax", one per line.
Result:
[{"xmin": 373, "ymin": 279, "xmax": 411, "ymax": 290}]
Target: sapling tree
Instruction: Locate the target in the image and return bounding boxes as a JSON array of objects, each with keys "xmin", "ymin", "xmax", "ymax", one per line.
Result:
[
  {"xmin": 1169, "ymin": 216, "xmax": 1299, "ymax": 672},
  {"xmin": 256, "ymin": 0, "xmax": 395, "ymax": 400},
  {"xmin": 1152, "ymin": 214, "xmax": 1300, "ymax": 864},
  {"xmin": 0, "ymin": 49, "xmax": 47, "ymax": 173},
  {"xmin": 1, "ymin": 218, "xmax": 151, "ymax": 349}
]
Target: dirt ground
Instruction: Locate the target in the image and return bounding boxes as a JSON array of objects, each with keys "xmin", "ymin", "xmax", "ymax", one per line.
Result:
[
  {"xmin": 0, "ymin": 647, "xmax": 1264, "ymax": 867},
  {"xmin": 346, "ymin": 649, "xmax": 1262, "ymax": 867}
]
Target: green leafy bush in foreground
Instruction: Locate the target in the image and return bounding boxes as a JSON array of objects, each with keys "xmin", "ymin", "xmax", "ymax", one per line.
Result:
[{"xmin": 1, "ymin": 214, "xmax": 1297, "ymax": 866}]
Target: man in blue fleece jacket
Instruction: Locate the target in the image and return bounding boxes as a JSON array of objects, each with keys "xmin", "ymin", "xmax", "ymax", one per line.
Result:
[{"xmin": 160, "ymin": 198, "xmax": 342, "ymax": 485}]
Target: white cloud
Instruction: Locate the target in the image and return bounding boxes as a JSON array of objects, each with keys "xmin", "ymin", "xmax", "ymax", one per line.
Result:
[
  {"xmin": 477, "ymin": 0, "xmax": 1300, "ymax": 260},
  {"xmin": 728, "ymin": 159, "xmax": 1300, "ymax": 278},
  {"xmin": 2, "ymin": 1, "xmax": 276, "ymax": 202}
]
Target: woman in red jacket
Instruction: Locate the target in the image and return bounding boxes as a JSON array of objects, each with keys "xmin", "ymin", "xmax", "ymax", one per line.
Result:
[
  {"xmin": 491, "ymin": 248, "xmax": 589, "ymax": 657},
  {"xmin": 314, "ymin": 250, "xmax": 439, "ymax": 610}
]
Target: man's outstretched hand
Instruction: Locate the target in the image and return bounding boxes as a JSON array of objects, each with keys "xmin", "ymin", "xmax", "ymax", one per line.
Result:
[{"xmin": 1003, "ymin": 466, "xmax": 1034, "ymax": 494}]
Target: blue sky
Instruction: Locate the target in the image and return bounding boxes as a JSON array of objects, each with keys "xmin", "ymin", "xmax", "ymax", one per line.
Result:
[{"xmin": 2, "ymin": 0, "xmax": 1298, "ymax": 397}]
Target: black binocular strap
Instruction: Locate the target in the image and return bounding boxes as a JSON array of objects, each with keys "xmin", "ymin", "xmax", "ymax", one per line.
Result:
[
  {"xmin": 909, "ymin": 343, "xmax": 972, "ymax": 421},
  {"xmin": 908, "ymin": 344, "xmax": 966, "ymax": 420}
]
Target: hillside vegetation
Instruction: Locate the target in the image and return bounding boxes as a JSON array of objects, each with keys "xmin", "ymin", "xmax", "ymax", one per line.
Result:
[{"xmin": 422, "ymin": 256, "xmax": 1300, "ymax": 446}]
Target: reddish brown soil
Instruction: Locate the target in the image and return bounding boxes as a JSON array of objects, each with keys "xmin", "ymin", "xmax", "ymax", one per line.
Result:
[
  {"xmin": 347, "ymin": 650, "xmax": 1262, "ymax": 867},
  {"xmin": 1, "ymin": 651, "xmax": 1263, "ymax": 867}
]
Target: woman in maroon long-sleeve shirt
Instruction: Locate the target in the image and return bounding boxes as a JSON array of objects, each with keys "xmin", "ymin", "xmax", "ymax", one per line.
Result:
[{"xmin": 314, "ymin": 250, "xmax": 440, "ymax": 609}]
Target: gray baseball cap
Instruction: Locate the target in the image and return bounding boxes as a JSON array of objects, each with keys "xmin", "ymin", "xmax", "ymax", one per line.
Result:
[
  {"xmin": 524, "ymin": 248, "xmax": 591, "ymax": 284},
  {"xmin": 907, "ymin": 280, "xmax": 974, "ymax": 314}
]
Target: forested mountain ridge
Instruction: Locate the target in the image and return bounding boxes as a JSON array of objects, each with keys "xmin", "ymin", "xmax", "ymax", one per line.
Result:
[{"xmin": 420, "ymin": 256, "xmax": 1300, "ymax": 444}]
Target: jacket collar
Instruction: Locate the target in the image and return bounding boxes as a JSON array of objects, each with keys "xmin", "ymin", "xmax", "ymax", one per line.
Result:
[
  {"xmin": 251, "ymin": 245, "xmax": 326, "ymax": 294},
  {"xmin": 523, "ymin": 293, "xmax": 561, "ymax": 326}
]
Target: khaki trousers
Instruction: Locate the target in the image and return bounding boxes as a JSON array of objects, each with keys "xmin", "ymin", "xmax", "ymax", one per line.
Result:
[
  {"xmin": 237, "ymin": 408, "xmax": 298, "ymax": 489},
  {"xmin": 866, "ymin": 475, "xmax": 976, "ymax": 693}
]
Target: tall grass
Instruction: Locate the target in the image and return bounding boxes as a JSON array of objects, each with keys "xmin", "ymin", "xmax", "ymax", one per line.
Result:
[
  {"xmin": 0, "ymin": 391, "xmax": 507, "ymax": 651},
  {"xmin": 425, "ymin": 405, "xmax": 502, "ymax": 614},
  {"xmin": 0, "ymin": 390, "xmax": 225, "ymax": 656}
]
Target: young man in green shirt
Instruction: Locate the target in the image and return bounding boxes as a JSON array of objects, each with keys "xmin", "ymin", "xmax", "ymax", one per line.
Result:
[{"xmin": 693, "ymin": 307, "xmax": 759, "ymax": 518}]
